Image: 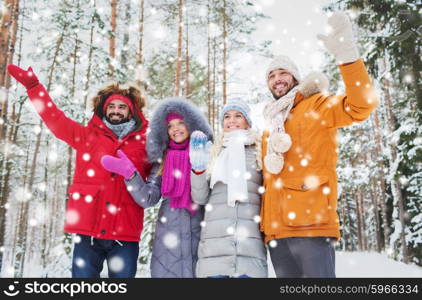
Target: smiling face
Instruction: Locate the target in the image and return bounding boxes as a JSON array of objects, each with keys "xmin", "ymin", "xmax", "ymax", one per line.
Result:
[
  {"xmin": 223, "ymin": 110, "xmax": 249, "ymax": 132},
  {"xmin": 105, "ymin": 99, "xmax": 132, "ymax": 124},
  {"xmin": 167, "ymin": 118, "xmax": 190, "ymax": 143},
  {"xmin": 267, "ymin": 69, "xmax": 297, "ymax": 99}
]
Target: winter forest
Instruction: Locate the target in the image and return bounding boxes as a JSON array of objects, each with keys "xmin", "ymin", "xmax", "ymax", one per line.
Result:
[{"xmin": 0, "ymin": 0, "xmax": 421, "ymax": 277}]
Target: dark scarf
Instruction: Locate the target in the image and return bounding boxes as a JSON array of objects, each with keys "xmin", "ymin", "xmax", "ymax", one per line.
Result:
[{"xmin": 103, "ymin": 117, "xmax": 136, "ymax": 140}]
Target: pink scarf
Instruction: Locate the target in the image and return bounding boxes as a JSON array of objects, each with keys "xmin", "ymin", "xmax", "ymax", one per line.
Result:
[{"xmin": 161, "ymin": 139, "xmax": 197, "ymax": 214}]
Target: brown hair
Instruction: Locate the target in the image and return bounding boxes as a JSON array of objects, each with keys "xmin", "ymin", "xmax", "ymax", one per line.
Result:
[{"xmin": 91, "ymin": 83, "xmax": 146, "ymax": 119}]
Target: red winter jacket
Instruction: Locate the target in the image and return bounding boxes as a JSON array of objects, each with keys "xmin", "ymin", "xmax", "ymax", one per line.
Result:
[{"xmin": 26, "ymin": 83, "xmax": 150, "ymax": 242}]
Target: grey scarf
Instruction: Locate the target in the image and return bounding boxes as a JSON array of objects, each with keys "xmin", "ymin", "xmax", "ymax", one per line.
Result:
[{"xmin": 103, "ymin": 117, "xmax": 137, "ymax": 140}]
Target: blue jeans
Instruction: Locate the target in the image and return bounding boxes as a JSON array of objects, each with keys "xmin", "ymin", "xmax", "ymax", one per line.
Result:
[
  {"xmin": 72, "ymin": 234, "xmax": 139, "ymax": 278},
  {"xmin": 268, "ymin": 237, "xmax": 336, "ymax": 278}
]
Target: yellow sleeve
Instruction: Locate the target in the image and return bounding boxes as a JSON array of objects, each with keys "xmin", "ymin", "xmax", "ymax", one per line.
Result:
[{"xmin": 314, "ymin": 59, "xmax": 379, "ymax": 128}]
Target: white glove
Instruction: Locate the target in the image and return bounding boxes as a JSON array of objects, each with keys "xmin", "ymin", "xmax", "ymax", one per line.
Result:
[{"xmin": 317, "ymin": 12, "xmax": 360, "ymax": 64}]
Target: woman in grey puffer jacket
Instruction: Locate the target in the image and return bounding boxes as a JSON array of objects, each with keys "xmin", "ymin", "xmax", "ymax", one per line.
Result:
[
  {"xmin": 190, "ymin": 99, "xmax": 267, "ymax": 278},
  {"xmin": 102, "ymin": 98, "xmax": 213, "ymax": 277}
]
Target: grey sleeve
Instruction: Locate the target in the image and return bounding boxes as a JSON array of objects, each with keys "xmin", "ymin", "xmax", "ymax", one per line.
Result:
[
  {"xmin": 125, "ymin": 163, "xmax": 162, "ymax": 208},
  {"xmin": 190, "ymin": 171, "xmax": 210, "ymax": 205}
]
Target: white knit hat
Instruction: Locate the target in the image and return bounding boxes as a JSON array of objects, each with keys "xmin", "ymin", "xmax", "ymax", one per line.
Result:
[
  {"xmin": 220, "ymin": 98, "xmax": 252, "ymax": 127},
  {"xmin": 265, "ymin": 55, "xmax": 301, "ymax": 83}
]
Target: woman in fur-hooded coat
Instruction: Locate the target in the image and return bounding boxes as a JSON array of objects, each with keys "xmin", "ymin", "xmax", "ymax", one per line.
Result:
[{"xmin": 125, "ymin": 98, "xmax": 213, "ymax": 278}]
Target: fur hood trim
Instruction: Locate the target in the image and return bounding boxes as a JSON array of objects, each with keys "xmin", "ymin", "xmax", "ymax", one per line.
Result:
[
  {"xmin": 147, "ymin": 97, "xmax": 213, "ymax": 163},
  {"xmin": 297, "ymin": 71, "xmax": 329, "ymax": 98}
]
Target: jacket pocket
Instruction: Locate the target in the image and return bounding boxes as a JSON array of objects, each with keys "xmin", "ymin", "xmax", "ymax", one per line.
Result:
[
  {"xmin": 281, "ymin": 176, "xmax": 330, "ymax": 227},
  {"xmin": 66, "ymin": 183, "xmax": 101, "ymax": 230}
]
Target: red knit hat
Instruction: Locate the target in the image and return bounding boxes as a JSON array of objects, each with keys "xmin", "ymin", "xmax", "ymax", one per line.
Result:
[{"xmin": 103, "ymin": 94, "xmax": 134, "ymax": 114}]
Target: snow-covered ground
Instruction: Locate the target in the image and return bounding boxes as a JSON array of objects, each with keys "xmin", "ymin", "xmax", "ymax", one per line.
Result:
[{"xmin": 267, "ymin": 251, "xmax": 422, "ymax": 278}]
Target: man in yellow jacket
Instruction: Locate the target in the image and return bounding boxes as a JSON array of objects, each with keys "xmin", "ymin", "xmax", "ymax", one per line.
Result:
[{"xmin": 260, "ymin": 12, "xmax": 379, "ymax": 277}]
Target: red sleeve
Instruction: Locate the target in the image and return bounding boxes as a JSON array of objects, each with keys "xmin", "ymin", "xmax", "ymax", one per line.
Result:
[{"xmin": 26, "ymin": 83, "xmax": 88, "ymax": 150}]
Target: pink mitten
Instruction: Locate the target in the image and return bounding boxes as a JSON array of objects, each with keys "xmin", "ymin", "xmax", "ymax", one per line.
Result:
[
  {"xmin": 101, "ymin": 150, "xmax": 136, "ymax": 179},
  {"xmin": 7, "ymin": 64, "xmax": 39, "ymax": 89}
]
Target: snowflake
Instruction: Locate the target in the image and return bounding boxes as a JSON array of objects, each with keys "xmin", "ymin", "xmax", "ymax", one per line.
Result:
[
  {"xmin": 274, "ymin": 178, "xmax": 283, "ymax": 189},
  {"xmin": 404, "ymin": 75, "xmax": 412, "ymax": 83},
  {"xmin": 33, "ymin": 125, "xmax": 42, "ymax": 134},
  {"xmin": 109, "ymin": 256, "xmax": 125, "ymax": 273},
  {"xmin": 66, "ymin": 210, "xmax": 80, "ymax": 225},
  {"xmin": 173, "ymin": 169, "xmax": 182, "ymax": 179},
  {"xmin": 304, "ymin": 175, "xmax": 320, "ymax": 190},
  {"xmin": 75, "ymin": 258, "xmax": 86, "ymax": 268},
  {"xmin": 226, "ymin": 226, "xmax": 235, "ymax": 235},
  {"xmin": 163, "ymin": 232, "xmax": 179, "ymax": 249},
  {"xmin": 300, "ymin": 158, "xmax": 308, "ymax": 167},
  {"xmin": 205, "ymin": 204, "xmax": 213, "ymax": 212},
  {"xmin": 236, "ymin": 226, "xmax": 249, "ymax": 239},
  {"xmin": 287, "ymin": 212, "xmax": 296, "ymax": 220},
  {"xmin": 269, "ymin": 240, "xmax": 277, "ymax": 248},
  {"xmin": 244, "ymin": 172, "xmax": 252, "ymax": 180}
]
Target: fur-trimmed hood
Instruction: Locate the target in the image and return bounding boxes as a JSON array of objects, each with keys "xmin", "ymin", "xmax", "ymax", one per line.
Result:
[
  {"xmin": 297, "ymin": 71, "xmax": 329, "ymax": 98},
  {"xmin": 147, "ymin": 97, "xmax": 213, "ymax": 163}
]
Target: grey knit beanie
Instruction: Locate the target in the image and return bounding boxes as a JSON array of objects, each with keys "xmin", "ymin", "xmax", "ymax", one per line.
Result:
[
  {"xmin": 266, "ymin": 55, "xmax": 301, "ymax": 83},
  {"xmin": 219, "ymin": 98, "xmax": 252, "ymax": 127}
]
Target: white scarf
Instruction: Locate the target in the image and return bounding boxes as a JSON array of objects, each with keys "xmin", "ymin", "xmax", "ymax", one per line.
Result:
[
  {"xmin": 263, "ymin": 86, "xmax": 299, "ymax": 174},
  {"xmin": 210, "ymin": 129, "xmax": 255, "ymax": 207}
]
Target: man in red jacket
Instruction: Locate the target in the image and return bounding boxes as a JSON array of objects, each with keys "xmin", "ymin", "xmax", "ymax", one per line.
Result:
[{"xmin": 8, "ymin": 65, "xmax": 151, "ymax": 278}]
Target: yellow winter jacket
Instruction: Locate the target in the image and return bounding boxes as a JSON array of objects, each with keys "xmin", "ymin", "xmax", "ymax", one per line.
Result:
[{"xmin": 260, "ymin": 59, "xmax": 379, "ymax": 243}]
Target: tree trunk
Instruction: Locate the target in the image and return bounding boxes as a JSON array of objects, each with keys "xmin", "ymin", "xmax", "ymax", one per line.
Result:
[
  {"xmin": 355, "ymin": 187, "xmax": 364, "ymax": 251},
  {"xmin": 120, "ymin": 0, "xmax": 131, "ymax": 73},
  {"xmin": 212, "ymin": 35, "xmax": 217, "ymax": 132},
  {"xmin": 135, "ymin": 0, "xmax": 146, "ymax": 94},
  {"xmin": 83, "ymin": 0, "xmax": 96, "ymax": 120},
  {"xmin": 0, "ymin": 0, "xmax": 18, "ymax": 140},
  {"xmin": 0, "ymin": 0, "xmax": 14, "ymax": 86},
  {"xmin": 383, "ymin": 65, "xmax": 409, "ymax": 263},
  {"xmin": 109, "ymin": 0, "xmax": 117, "ymax": 76},
  {"xmin": 184, "ymin": 8, "xmax": 190, "ymax": 98},
  {"xmin": 174, "ymin": 0, "xmax": 184, "ymax": 97},
  {"xmin": 18, "ymin": 26, "xmax": 66, "ymax": 274},
  {"xmin": 0, "ymin": 0, "xmax": 25, "ymax": 254},
  {"xmin": 206, "ymin": 0, "xmax": 211, "ymax": 123},
  {"xmin": 136, "ymin": 0, "xmax": 144, "ymax": 66},
  {"xmin": 372, "ymin": 110, "xmax": 389, "ymax": 250},
  {"xmin": 370, "ymin": 176, "xmax": 382, "ymax": 252},
  {"xmin": 222, "ymin": 0, "xmax": 227, "ymax": 105}
]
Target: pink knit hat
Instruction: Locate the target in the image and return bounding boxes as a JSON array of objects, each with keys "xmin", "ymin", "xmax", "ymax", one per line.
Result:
[{"xmin": 166, "ymin": 112, "xmax": 184, "ymax": 123}]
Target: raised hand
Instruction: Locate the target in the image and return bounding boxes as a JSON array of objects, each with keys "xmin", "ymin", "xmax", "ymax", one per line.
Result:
[
  {"xmin": 317, "ymin": 12, "xmax": 359, "ymax": 64},
  {"xmin": 189, "ymin": 130, "xmax": 212, "ymax": 172},
  {"xmin": 7, "ymin": 64, "xmax": 40, "ymax": 89},
  {"xmin": 101, "ymin": 150, "xmax": 137, "ymax": 180}
]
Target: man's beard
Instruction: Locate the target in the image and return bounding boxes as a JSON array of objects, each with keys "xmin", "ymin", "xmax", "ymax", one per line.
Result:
[
  {"xmin": 270, "ymin": 82, "xmax": 297, "ymax": 100},
  {"xmin": 106, "ymin": 113, "xmax": 131, "ymax": 124},
  {"xmin": 271, "ymin": 88, "xmax": 290, "ymax": 100}
]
